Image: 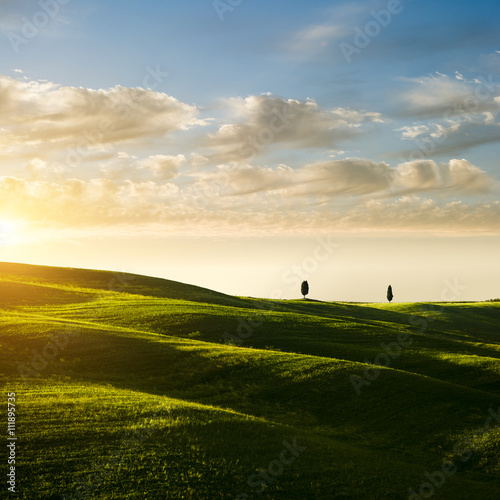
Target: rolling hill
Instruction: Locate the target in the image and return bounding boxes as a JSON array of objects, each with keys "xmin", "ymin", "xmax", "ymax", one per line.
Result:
[{"xmin": 1, "ymin": 262, "xmax": 499, "ymax": 499}]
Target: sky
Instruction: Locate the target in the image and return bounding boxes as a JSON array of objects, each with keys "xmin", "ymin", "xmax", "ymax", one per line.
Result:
[{"xmin": 0, "ymin": 0, "xmax": 499, "ymax": 302}]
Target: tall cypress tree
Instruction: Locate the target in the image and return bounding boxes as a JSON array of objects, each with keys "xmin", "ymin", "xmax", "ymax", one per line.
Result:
[
  {"xmin": 301, "ymin": 280, "xmax": 309, "ymax": 299},
  {"xmin": 387, "ymin": 285, "xmax": 393, "ymax": 303}
]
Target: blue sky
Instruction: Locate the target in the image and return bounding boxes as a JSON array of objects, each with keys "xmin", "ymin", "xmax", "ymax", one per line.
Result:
[
  {"xmin": 5, "ymin": 0, "xmax": 495, "ymax": 169},
  {"xmin": 5, "ymin": 0, "xmax": 499, "ymax": 99},
  {"xmin": 0, "ymin": 0, "xmax": 499, "ymax": 301}
]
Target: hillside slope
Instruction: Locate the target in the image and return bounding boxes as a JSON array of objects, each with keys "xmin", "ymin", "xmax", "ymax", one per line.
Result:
[
  {"xmin": 1, "ymin": 264, "xmax": 499, "ymax": 499},
  {"xmin": 0, "ymin": 262, "xmax": 249, "ymax": 308}
]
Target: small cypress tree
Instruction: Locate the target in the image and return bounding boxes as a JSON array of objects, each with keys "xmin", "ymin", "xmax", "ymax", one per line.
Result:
[
  {"xmin": 301, "ymin": 280, "xmax": 309, "ymax": 299},
  {"xmin": 387, "ymin": 285, "xmax": 393, "ymax": 303}
]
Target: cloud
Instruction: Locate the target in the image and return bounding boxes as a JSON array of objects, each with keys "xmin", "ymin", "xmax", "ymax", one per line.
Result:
[
  {"xmin": 264, "ymin": 159, "xmax": 392, "ymax": 197},
  {"xmin": 195, "ymin": 158, "xmax": 496, "ymax": 200},
  {"xmin": 286, "ymin": 23, "xmax": 348, "ymax": 54},
  {"xmin": 396, "ymin": 73, "xmax": 500, "ymax": 119},
  {"xmin": 332, "ymin": 16, "xmax": 500, "ymax": 66},
  {"xmin": 281, "ymin": 1, "xmax": 499, "ymax": 69},
  {"xmin": 94, "ymin": 152, "xmax": 203, "ymax": 184},
  {"xmin": 333, "ymin": 197, "xmax": 500, "ymax": 235},
  {"xmin": 281, "ymin": 1, "xmax": 375, "ymax": 59},
  {"xmin": 24, "ymin": 157, "xmax": 66, "ymax": 181},
  {"xmin": 3, "ymin": 173, "xmax": 498, "ymax": 237},
  {"xmin": 191, "ymin": 159, "xmax": 394, "ymax": 200},
  {"xmin": 0, "ymin": 74, "xmax": 207, "ymax": 161},
  {"xmin": 298, "ymin": 159, "xmax": 393, "ymax": 197},
  {"xmin": 397, "ymin": 113, "xmax": 500, "ymax": 159},
  {"xmin": 479, "ymin": 51, "xmax": 500, "ymax": 75},
  {"xmin": 0, "ymin": 175, "xmax": 180, "ymax": 229},
  {"xmin": 395, "ymin": 159, "xmax": 494, "ymax": 195},
  {"xmin": 208, "ymin": 94, "xmax": 382, "ymax": 162},
  {"xmin": 212, "ymin": 164, "xmax": 294, "ymax": 196},
  {"xmin": 0, "ymin": 72, "xmax": 497, "ymax": 238},
  {"xmin": 137, "ymin": 155, "xmax": 186, "ymax": 180},
  {"xmin": 1, "ymin": 154, "xmax": 498, "ymax": 237},
  {"xmin": 394, "ymin": 73, "xmax": 500, "ymax": 157}
]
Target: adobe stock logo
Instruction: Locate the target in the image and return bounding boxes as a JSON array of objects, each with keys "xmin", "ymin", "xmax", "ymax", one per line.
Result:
[
  {"xmin": 340, "ymin": 0, "xmax": 412, "ymax": 63},
  {"xmin": 7, "ymin": 0, "xmax": 71, "ymax": 54},
  {"xmin": 236, "ymin": 438, "xmax": 306, "ymax": 499},
  {"xmin": 408, "ymin": 407, "xmax": 500, "ymax": 500},
  {"xmin": 238, "ymin": 104, "xmax": 296, "ymax": 164},
  {"xmin": 213, "ymin": 0, "xmax": 244, "ymax": 22}
]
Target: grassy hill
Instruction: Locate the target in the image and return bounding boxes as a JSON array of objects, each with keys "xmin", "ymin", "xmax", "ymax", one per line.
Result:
[{"xmin": 1, "ymin": 262, "xmax": 499, "ymax": 499}]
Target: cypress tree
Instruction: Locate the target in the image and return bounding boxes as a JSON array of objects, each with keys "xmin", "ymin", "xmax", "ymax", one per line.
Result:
[
  {"xmin": 301, "ymin": 280, "xmax": 309, "ymax": 299},
  {"xmin": 387, "ymin": 285, "xmax": 393, "ymax": 303}
]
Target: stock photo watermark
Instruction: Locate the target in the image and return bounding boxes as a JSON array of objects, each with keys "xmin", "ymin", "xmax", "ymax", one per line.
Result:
[
  {"xmin": 238, "ymin": 105, "xmax": 296, "ymax": 163},
  {"xmin": 16, "ymin": 272, "xmax": 135, "ymax": 380},
  {"xmin": 235, "ymin": 437, "xmax": 306, "ymax": 499},
  {"xmin": 224, "ymin": 236, "xmax": 340, "ymax": 346},
  {"xmin": 66, "ymin": 402, "xmax": 171, "ymax": 499},
  {"xmin": 213, "ymin": 0, "xmax": 244, "ymax": 22},
  {"xmin": 191, "ymin": 170, "xmax": 232, "ymax": 211},
  {"xmin": 6, "ymin": 392, "xmax": 17, "ymax": 494},
  {"xmin": 408, "ymin": 407, "xmax": 500, "ymax": 500},
  {"xmin": 350, "ymin": 277, "xmax": 467, "ymax": 396},
  {"xmin": 340, "ymin": 0, "xmax": 412, "ymax": 63},
  {"xmin": 17, "ymin": 323, "xmax": 80, "ymax": 380},
  {"xmin": 402, "ymin": 75, "xmax": 500, "ymax": 162},
  {"xmin": 281, "ymin": 236, "xmax": 340, "ymax": 289},
  {"xmin": 55, "ymin": 64, "xmax": 169, "ymax": 171},
  {"xmin": 350, "ymin": 332, "xmax": 413, "ymax": 396},
  {"xmin": 7, "ymin": 0, "xmax": 70, "ymax": 54},
  {"xmin": 409, "ymin": 278, "xmax": 467, "ymax": 334}
]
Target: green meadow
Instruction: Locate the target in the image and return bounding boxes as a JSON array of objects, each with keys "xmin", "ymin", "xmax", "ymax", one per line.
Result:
[{"xmin": 1, "ymin": 262, "xmax": 499, "ymax": 499}]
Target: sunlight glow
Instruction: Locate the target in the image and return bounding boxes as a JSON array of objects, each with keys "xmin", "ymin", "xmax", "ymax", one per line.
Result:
[{"xmin": 0, "ymin": 219, "xmax": 23, "ymax": 245}]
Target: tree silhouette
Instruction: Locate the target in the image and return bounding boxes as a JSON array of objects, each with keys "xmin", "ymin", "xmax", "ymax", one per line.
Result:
[
  {"xmin": 387, "ymin": 285, "xmax": 393, "ymax": 303},
  {"xmin": 301, "ymin": 280, "xmax": 309, "ymax": 299}
]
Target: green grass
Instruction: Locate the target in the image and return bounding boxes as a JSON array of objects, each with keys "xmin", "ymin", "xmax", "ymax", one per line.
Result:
[{"xmin": 1, "ymin": 262, "xmax": 499, "ymax": 499}]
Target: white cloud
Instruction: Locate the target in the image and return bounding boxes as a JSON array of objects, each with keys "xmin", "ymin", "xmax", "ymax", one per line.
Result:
[
  {"xmin": 397, "ymin": 73, "xmax": 500, "ymax": 119},
  {"xmin": 0, "ymin": 74, "xmax": 207, "ymax": 161},
  {"xmin": 0, "ymin": 72, "xmax": 497, "ymax": 238},
  {"xmin": 290, "ymin": 159, "xmax": 393, "ymax": 197},
  {"xmin": 1, "ymin": 155, "xmax": 498, "ymax": 237},
  {"xmin": 395, "ymin": 159, "xmax": 493, "ymax": 194},
  {"xmin": 396, "ymin": 73, "xmax": 500, "ymax": 156},
  {"xmin": 282, "ymin": 2, "xmax": 370, "ymax": 57},
  {"xmin": 397, "ymin": 124, "xmax": 430, "ymax": 140},
  {"xmin": 335, "ymin": 196, "xmax": 500, "ymax": 235},
  {"xmin": 287, "ymin": 23, "xmax": 347, "ymax": 53},
  {"xmin": 24, "ymin": 157, "xmax": 66, "ymax": 180},
  {"xmin": 398, "ymin": 113, "xmax": 500, "ymax": 157},
  {"xmin": 208, "ymin": 94, "xmax": 382, "ymax": 162},
  {"xmin": 194, "ymin": 157, "xmax": 495, "ymax": 200},
  {"xmin": 137, "ymin": 155, "xmax": 186, "ymax": 180}
]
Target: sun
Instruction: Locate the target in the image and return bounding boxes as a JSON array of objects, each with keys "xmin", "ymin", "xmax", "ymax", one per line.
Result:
[{"xmin": 0, "ymin": 219, "xmax": 23, "ymax": 245}]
